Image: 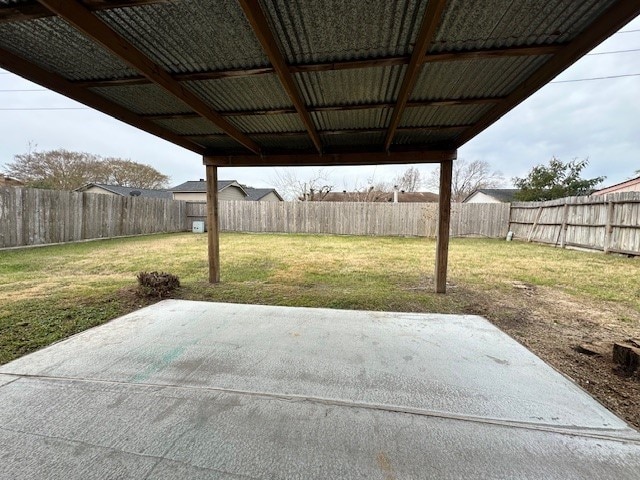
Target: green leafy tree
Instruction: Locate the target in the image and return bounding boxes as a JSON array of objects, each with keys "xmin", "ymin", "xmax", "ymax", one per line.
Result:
[{"xmin": 513, "ymin": 157, "xmax": 605, "ymax": 201}]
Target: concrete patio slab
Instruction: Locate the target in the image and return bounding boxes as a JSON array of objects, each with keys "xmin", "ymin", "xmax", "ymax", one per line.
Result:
[{"xmin": 1, "ymin": 300, "xmax": 639, "ymax": 479}]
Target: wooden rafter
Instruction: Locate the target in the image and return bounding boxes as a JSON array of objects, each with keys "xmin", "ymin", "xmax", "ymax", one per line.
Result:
[
  {"xmin": 37, "ymin": 0, "xmax": 261, "ymax": 154},
  {"xmin": 384, "ymin": 0, "xmax": 449, "ymax": 151},
  {"xmin": 237, "ymin": 0, "xmax": 322, "ymax": 153},
  {"xmin": 204, "ymin": 150, "xmax": 457, "ymax": 167},
  {"xmin": 188, "ymin": 125, "xmax": 470, "ymax": 139},
  {"xmin": 72, "ymin": 45, "xmax": 563, "ymax": 88},
  {"xmin": 142, "ymin": 97, "xmax": 502, "ymax": 120},
  {"xmin": 0, "ymin": 46, "xmax": 205, "ymax": 154},
  {"xmin": 455, "ymin": 0, "xmax": 640, "ymax": 147},
  {"xmin": 0, "ymin": 0, "xmax": 170, "ymax": 23}
]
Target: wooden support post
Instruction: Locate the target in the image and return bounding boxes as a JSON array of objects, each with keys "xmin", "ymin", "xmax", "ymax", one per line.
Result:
[
  {"xmin": 435, "ymin": 158, "xmax": 453, "ymax": 293},
  {"xmin": 206, "ymin": 164, "xmax": 220, "ymax": 283}
]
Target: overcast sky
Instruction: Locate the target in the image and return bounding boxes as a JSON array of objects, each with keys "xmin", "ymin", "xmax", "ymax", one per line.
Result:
[{"xmin": 1, "ymin": 15, "xmax": 638, "ymax": 193}]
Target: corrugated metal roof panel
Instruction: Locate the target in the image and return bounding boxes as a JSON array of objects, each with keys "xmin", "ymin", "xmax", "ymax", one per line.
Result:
[
  {"xmin": 400, "ymin": 104, "xmax": 494, "ymax": 127},
  {"xmin": 98, "ymin": 0, "xmax": 269, "ymax": 74},
  {"xmin": 296, "ymin": 66, "xmax": 406, "ymax": 107},
  {"xmin": 411, "ymin": 56, "xmax": 552, "ymax": 100},
  {"xmin": 312, "ymin": 109, "xmax": 392, "ymax": 131},
  {"xmin": 184, "ymin": 135, "xmax": 244, "ymax": 152},
  {"xmin": 432, "ymin": 0, "xmax": 617, "ymax": 52},
  {"xmin": 0, "ymin": 17, "xmax": 137, "ymax": 81},
  {"xmin": 393, "ymin": 129, "xmax": 464, "ymax": 146},
  {"xmin": 253, "ymin": 134, "xmax": 315, "ymax": 151},
  {"xmin": 186, "ymin": 75, "xmax": 293, "ymax": 112},
  {"xmin": 321, "ymin": 131, "xmax": 385, "ymax": 148},
  {"xmin": 262, "ymin": 0, "xmax": 427, "ymax": 64},
  {"xmin": 89, "ymin": 85, "xmax": 191, "ymax": 115},
  {"xmin": 153, "ymin": 118, "xmax": 222, "ymax": 136},
  {"xmin": 228, "ymin": 114, "xmax": 305, "ymax": 134}
]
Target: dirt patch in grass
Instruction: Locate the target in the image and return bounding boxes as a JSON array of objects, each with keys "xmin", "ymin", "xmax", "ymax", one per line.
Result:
[{"xmin": 463, "ymin": 283, "xmax": 640, "ymax": 429}]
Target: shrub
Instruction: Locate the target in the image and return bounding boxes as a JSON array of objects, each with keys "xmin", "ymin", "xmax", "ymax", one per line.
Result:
[{"xmin": 136, "ymin": 271, "xmax": 180, "ymax": 298}]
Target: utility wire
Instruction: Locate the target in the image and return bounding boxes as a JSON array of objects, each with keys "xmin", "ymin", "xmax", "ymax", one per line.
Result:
[
  {"xmin": 0, "ymin": 107, "xmax": 89, "ymax": 111},
  {"xmin": 550, "ymin": 72, "xmax": 640, "ymax": 83},
  {"xmin": 587, "ymin": 48, "xmax": 640, "ymax": 55}
]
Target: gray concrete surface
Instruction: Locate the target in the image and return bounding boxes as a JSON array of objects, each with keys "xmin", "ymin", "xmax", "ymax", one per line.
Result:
[{"xmin": 1, "ymin": 300, "xmax": 639, "ymax": 479}]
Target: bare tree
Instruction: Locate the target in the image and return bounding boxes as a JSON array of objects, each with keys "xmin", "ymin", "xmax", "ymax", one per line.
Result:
[
  {"xmin": 270, "ymin": 168, "xmax": 334, "ymax": 201},
  {"xmin": 393, "ymin": 166, "xmax": 423, "ymax": 192},
  {"xmin": 426, "ymin": 159, "xmax": 504, "ymax": 202},
  {"xmin": 4, "ymin": 146, "xmax": 169, "ymax": 190}
]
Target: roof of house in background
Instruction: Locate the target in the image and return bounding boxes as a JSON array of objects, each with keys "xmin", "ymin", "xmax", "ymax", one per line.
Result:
[
  {"xmin": 170, "ymin": 180, "xmax": 247, "ymax": 194},
  {"xmin": 464, "ymin": 188, "xmax": 520, "ymax": 203},
  {"xmin": 75, "ymin": 183, "xmax": 172, "ymax": 199},
  {"xmin": 321, "ymin": 191, "xmax": 438, "ymax": 203},
  {"xmin": 0, "ymin": 174, "xmax": 24, "ymax": 187},
  {"xmin": 594, "ymin": 175, "xmax": 640, "ymax": 194},
  {"xmin": 244, "ymin": 187, "xmax": 283, "ymax": 201},
  {"xmin": 0, "ymin": 1, "xmax": 636, "ymax": 167}
]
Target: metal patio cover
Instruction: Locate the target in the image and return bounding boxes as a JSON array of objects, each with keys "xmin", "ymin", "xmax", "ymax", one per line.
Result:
[{"xmin": 1, "ymin": 0, "xmax": 638, "ymax": 167}]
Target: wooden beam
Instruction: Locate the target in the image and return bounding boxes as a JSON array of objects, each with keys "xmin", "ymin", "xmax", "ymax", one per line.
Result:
[
  {"xmin": 71, "ymin": 44, "xmax": 562, "ymax": 88},
  {"xmin": 142, "ymin": 97, "xmax": 503, "ymax": 120},
  {"xmin": 38, "ymin": 0, "xmax": 261, "ymax": 154},
  {"xmin": 0, "ymin": 46, "xmax": 205, "ymax": 155},
  {"xmin": 435, "ymin": 157, "xmax": 453, "ymax": 293},
  {"xmin": 0, "ymin": 0, "xmax": 170, "ymax": 23},
  {"xmin": 238, "ymin": 0, "xmax": 322, "ymax": 153},
  {"xmin": 455, "ymin": 0, "xmax": 640, "ymax": 147},
  {"xmin": 423, "ymin": 44, "xmax": 562, "ymax": 63},
  {"xmin": 204, "ymin": 150, "xmax": 457, "ymax": 167},
  {"xmin": 384, "ymin": 0, "xmax": 448, "ymax": 151},
  {"xmin": 205, "ymin": 164, "xmax": 220, "ymax": 283}
]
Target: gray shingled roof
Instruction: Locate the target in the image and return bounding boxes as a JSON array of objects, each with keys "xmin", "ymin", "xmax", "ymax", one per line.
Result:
[
  {"xmin": 170, "ymin": 180, "xmax": 244, "ymax": 194},
  {"xmin": 244, "ymin": 187, "xmax": 283, "ymax": 201},
  {"xmin": 77, "ymin": 183, "xmax": 172, "ymax": 199}
]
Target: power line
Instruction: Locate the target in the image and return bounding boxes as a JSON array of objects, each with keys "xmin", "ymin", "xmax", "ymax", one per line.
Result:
[
  {"xmin": 617, "ymin": 29, "xmax": 640, "ymax": 33},
  {"xmin": 550, "ymin": 72, "xmax": 640, "ymax": 83},
  {"xmin": 0, "ymin": 107, "xmax": 89, "ymax": 111},
  {"xmin": 0, "ymin": 89, "xmax": 47, "ymax": 92},
  {"xmin": 587, "ymin": 48, "xmax": 640, "ymax": 56}
]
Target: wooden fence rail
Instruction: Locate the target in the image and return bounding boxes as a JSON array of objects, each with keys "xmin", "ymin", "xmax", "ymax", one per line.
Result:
[
  {"xmin": 0, "ymin": 187, "xmax": 189, "ymax": 248},
  {"xmin": 187, "ymin": 200, "xmax": 511, "ymax": 239},
  {"xmin": 3, "ymin": 187, "xmax": 638, "ymax": 255},
  {"xmin": 509, "ymin": 192, "xmax": 640, "ymax": 255}
]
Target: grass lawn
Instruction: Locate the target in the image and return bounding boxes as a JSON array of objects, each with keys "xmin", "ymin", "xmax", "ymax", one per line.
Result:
[{"xmin": 1, "ymin": 232, "xmax": 639, "ymax": 426}]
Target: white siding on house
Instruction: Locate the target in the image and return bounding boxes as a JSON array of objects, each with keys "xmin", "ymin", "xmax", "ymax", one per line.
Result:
[
  {"xmin": 84, "ymin": 186, "xmax": 116, "ymax": 195},
  {"xmin": 258, "ymin": 191, "xmax": 281, "ymax": 202},
  {"xmin": 464, "ymin": 192, "xmax": 501, "ymax": 203},
  {"xmin": 172, "ymin": 185, "xmax": 246, "ymax": 202}
]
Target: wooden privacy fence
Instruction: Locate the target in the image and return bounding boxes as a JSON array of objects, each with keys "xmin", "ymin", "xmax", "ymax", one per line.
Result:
[
  {"xmin": 0, "ymin": 187, "xmax": 189, "ymax": 248},
  {"xmin": 187, "ymin": 200, "xmax": 510, "ymax": 238},
  {"xmin": 509, "ymin": 192, "xmax": 640, "ymax": 255}
]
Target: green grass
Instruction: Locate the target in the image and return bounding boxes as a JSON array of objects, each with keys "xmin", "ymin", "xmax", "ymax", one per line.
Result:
[{"xmin": 1, "ymin": 232, "xmax": 639, "ymax": 364}]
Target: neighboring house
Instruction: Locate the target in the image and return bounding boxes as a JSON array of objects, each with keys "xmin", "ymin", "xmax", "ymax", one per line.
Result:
[
  {"xmin": 593, "ymin": 176, "xmax": 640, "ymax": 195},
  {"xmin": 244, "ymin": 187, "xmax": 283, "ymax": 202},
  {"xmin": 463, "ymin": 188, "xmax": 519, "ymax": 203},
  {"xmin": 319, "ymin": 191, "xmax": 439, "ymax": 203},
  {"xmin": 75, "ymin": 183, "xmax": 172, "ymax": 199},
  {"xmin": 169, "ymin": 179, "xmax": 247, "ymax": 202},
  {"xmin": 0, "ymin": 174, "xmax": 24, "ymax": 187}
]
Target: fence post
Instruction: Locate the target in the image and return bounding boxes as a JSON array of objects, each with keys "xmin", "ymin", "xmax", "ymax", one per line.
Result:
[
  {"xmin": 527, "ymin": 206, "xmax": 543, "ymax": 242},
  {"xmin": 560, "ymin": 202, "xmax": 569, "ymax": 249},
  {"xmin": 604, "ymin": 199, "xmax": 614, "ymax": 254}
]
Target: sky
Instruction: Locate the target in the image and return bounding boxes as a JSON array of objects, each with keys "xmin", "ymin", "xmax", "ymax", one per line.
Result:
[{"xmin": 1, "ymin": 15, "xmax": 639, "ymax": 194}]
